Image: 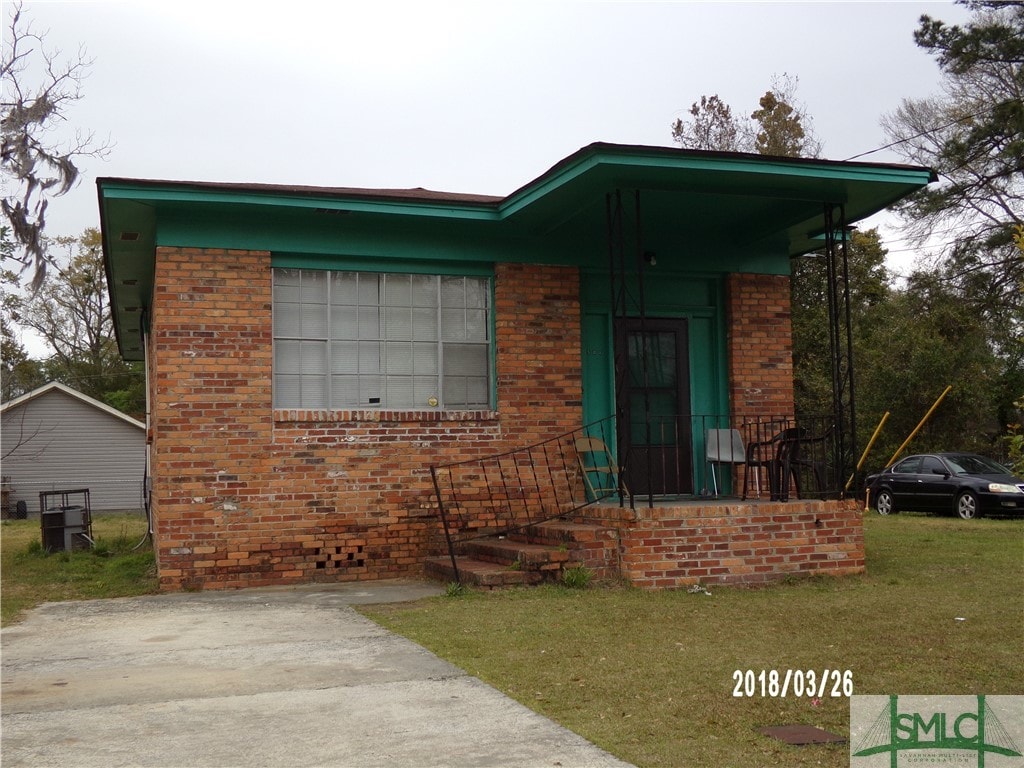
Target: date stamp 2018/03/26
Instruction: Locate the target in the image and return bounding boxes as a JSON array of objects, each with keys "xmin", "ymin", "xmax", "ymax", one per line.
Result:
[{"xmin": 732, "ymin": 669, "xmax": 853, "ymax": 698}]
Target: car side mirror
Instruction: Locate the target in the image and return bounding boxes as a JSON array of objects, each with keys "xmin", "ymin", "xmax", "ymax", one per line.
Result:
[{"xmin": 932, "ymin": 468, "xmax": 950, "ymax": 478}]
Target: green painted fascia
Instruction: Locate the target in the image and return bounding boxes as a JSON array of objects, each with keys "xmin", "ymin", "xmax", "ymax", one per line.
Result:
[
  {"xmin": 100, "ymin": 181, "xmax": 501, "ymax": 221},
  {"xmin": 501, "ymin": 145, "xmax": 935, "ymax": 216},
  {"xmin": 99, "ymin": 146, "xmax": 934, "ymax": 362},
  {"xmin": 499, "ymin": 154, "xmax": 605, "ymax": 218}
]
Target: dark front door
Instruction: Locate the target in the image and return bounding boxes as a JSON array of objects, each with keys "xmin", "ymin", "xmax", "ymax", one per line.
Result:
[{"xmin": 618, "ymin": 318, "xmax": 692, "ymax": 495}]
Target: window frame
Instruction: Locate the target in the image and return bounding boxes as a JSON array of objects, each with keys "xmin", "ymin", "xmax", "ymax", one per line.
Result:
[{"xmin": 271, "ymin": 265, "xmax": 495, "ymax": 412}]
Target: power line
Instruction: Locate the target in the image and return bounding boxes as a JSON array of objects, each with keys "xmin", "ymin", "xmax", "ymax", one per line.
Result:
[{"xmin": 842, "ymin": 108, "xmax": 994, "ymax": 162}]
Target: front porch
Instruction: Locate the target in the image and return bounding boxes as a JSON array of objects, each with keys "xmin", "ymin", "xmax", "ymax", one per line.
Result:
[
  {"xmin": 426, "ymin": 495, "xmax": 864, "ymax": 589},
  {"xmin": 585, "ymin": 496, "xmax": 863, "ymax": 589},
  {"xmin": 429, "ymin": 419, "xmax": 865, "ymax": 589}
]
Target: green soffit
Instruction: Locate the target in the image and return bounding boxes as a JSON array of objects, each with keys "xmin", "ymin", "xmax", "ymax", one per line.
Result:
[{"xmin": 98, "ymin": 142, "xmax": 936, "ymax": 360}]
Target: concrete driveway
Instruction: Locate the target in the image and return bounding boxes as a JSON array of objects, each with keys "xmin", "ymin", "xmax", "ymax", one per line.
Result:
[{"xmin": 1, "ymin": 581, "xmax": 632, "ymax": 768}]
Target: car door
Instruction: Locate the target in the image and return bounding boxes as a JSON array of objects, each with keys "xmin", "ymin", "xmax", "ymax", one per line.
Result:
[
  {"xmin": 915, "ymin": 455, "xmax": 955, "ymax": 512},
  {"xmin": 889, "ymin": 456, "xmax": 923, "ymax": 509}
]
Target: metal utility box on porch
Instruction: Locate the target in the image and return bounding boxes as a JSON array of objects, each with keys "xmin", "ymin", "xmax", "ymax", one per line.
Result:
[{"xmin": 40, "ymin": 489, "xmax": 93, "ymax": 552}]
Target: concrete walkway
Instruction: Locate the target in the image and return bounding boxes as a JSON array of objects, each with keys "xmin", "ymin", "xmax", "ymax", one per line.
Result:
[{"xmin": 1, "ymin": 581, "xmax": 632, "ymax": 768}]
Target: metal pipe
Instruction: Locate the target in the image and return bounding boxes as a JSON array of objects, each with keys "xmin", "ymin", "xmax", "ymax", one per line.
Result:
[
  {"xmin": 846, "ymin": 411, "xmax": 889, "ymax": 492},
  {"xmin": 884, "ymin": 385, "xmax": 953, "ymax": 468}
]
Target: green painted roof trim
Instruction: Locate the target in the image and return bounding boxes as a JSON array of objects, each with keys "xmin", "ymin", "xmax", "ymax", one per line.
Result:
[
  {"xmin": 499, "ymin": 143, "xmax": 934, "ymax": 217},
  {"xmin": 98, "ymin": 180, "xmax": 503, "ymax": 221},
  {"xmin": 99, "ymin": 142, "xmax": 935, "ymax": 360}
]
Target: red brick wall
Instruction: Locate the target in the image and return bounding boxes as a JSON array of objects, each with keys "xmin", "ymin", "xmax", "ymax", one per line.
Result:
[
  {"xmin": 578, "ymin": 500, "xmax": 864, "ymax": 588},
  {"xmin": 726, "ymin": 273, "xmax": 795, "ymax": 422},
  {"xmin": 148, "ymin": 249, "xmax": 582, "ymax": 590}
]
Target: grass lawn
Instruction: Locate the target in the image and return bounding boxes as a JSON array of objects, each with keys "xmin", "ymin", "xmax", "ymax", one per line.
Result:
[
  {"xmin": 362, "ymin": 512, "xmax": 1024, "ymax": 768},
  {"xmin": 1, "ymin": 512, "xmax": 157, "ymax": 626}
]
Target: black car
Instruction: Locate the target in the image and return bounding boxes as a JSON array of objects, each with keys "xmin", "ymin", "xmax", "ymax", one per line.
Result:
[{"xmin": 866, "ymin": 452, "xmax": 1024, "ymax": 519}]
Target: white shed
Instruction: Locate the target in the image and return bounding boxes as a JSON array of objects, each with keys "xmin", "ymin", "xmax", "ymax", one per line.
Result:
[{"xmin": 1, "ymin": 383, "xmax": 146, "ymax": 515}]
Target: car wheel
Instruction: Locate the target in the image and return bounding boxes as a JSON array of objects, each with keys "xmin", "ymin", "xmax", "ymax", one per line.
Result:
[
  {"xmin": 955, "ymin": 490, "xmax": 979, "ymax": 520},
  {"xmin": 875, "ymin": 489, "xmax": 895, "ymax": 516}
]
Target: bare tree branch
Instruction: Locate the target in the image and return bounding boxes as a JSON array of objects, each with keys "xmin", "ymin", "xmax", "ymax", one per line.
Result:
[
  {"xmin": 1, "ymin": 402, "xmax": 54, "ymax": 461},
  {"xmin": 1, "ymin": 1, "xmax": 112, "ymax": 289}
]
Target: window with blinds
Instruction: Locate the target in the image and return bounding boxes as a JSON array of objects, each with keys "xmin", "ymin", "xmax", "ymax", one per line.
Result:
[{"xmin": 272, "ymin": 269, "xmax": 492, "ymax": 410}]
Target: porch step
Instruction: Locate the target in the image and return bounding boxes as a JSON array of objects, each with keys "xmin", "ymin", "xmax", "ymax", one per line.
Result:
[
  {"xmin": 508, "ymin": 520, "xmax": 611, "ymax": 547},
  {"xmin": 424, "ymin": 555, "xmax": 545, "ymax": 588},
  {"xmin": 462, "ymin": 538, "xmax": 570, "ymax": 570},
  {"xmin": 425, "ymin": 519, "xmax": 620, "ymax": 588}
]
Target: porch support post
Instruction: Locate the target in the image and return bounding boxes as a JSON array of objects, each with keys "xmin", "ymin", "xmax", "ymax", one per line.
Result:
[
  {"xmin": 605, "ymin": 189, "xmax": 654, "ymax": 507},
  {"xmin": 606, "ymin": 191, "xmax": 630, "ymax": 508},
  {"xmin": 823, "ymin": 203, "xmax": 857, "ymax": 496},
  {"xmin": 633, "ymin": 189, "xmax": 655, "ymax": 508}
]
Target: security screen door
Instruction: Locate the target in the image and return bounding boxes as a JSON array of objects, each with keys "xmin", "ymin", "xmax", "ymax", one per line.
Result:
[{"xmin": 618, "ymin": 319, "xmax": 693, "ymax": 495}]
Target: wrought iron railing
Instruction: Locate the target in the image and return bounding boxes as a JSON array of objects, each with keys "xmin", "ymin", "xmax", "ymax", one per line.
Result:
[
  {"xmin": 430, "ymin": 416, "xmax": 622, "ymax": 581},
  {"xmin": 614, "ymin": 413, "xmax": 842, "ymax": 503},
  {"xmin": 430, "ymin": 413, "xmax": 843, "ymax": 582}
]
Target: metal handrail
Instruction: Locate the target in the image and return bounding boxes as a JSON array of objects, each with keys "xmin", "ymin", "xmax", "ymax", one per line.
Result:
[
  {"xmin": 429, "ymin": 413, "xmax": 842, "ymax": 582},
  {"xmin": 430, "ymin": 416, "xmax": 621, "ymax": 583}
]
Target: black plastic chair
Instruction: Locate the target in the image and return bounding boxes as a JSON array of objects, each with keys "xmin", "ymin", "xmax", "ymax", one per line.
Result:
[
  {"xmin": 744, "ymin": 427, "xmax": 804, "ymax": 501},
  {"xmin": 780, "ymin": 427, "xmax": 832, "ymax": 500}
]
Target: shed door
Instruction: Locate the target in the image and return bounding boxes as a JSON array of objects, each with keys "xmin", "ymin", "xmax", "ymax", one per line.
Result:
[{"xmin": 618, "ymin": 319, "xmax": 692, "ymax": 495}]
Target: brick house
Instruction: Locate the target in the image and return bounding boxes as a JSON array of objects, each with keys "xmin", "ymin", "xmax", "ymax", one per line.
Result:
[{"xmin": 98, "ymin": 143, "xmax": 934, "ymax": 591}]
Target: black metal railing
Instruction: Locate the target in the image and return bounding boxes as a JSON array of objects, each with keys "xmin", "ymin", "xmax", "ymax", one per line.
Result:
[
  {"xmin": 620, "ymin": 414, "xmax": 842, "ymax": 504},
  {"xmin": 430, "ymin": 416, "xmax": 622, "ymax": 583},
  {"xmin": 733, "ymin": 414, "xmax": 843, "ymax": 502},
  {"xmin": 430, "ymin": 413, "xmax": 843, "ymax": 582},
  {"xmin": 432, "ymin": 415, "xmax": 614, "ymax": 536}
]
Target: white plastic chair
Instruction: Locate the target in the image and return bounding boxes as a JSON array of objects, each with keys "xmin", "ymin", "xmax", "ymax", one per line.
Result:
[{"xmin": 705, "ymin": 428, "xmax": 746, "ymax": 497}]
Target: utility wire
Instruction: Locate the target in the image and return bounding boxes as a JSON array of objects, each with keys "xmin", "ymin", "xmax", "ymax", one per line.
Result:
[{"xmin": 843, "ymin": 107, "xmax": 994, "ymax": 162}]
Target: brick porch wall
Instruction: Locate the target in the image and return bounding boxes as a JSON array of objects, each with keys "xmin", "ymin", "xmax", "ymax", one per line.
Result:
[
  {"xmin": 148, "ymin": 249, "xmax": 582, "ymax": 590},
  {"xmin": 576, "ymin": 499, "xmax": 865, "ymax": 588}
]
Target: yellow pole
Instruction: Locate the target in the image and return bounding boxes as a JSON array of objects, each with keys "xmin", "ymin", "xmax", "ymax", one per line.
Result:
[
  {"xmin": 884, "ymin": 385, "xmax": 953, "ymax": 468},
  {"xmin": 846, "ymin": 411, "xmax": 890, "ymax": 492}
]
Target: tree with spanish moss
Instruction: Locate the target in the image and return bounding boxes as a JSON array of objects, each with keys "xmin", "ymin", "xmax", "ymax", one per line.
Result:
[{"xmin": 1, "ymin": 1, "xmax": 111, "ymax": 288}]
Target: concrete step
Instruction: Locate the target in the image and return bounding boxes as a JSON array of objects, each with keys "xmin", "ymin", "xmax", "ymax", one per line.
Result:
[
  {"xmin": 461, "ymin": 538, "xmax": 569, "ymax": 570},
  {"xmin": 424, "ymin": 556, "xmax": 545, "ymax": 588}
]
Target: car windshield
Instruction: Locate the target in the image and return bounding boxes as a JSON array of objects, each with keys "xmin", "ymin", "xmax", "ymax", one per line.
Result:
[{"xmin": 943, "ymin": 454, "xmax": 1010, "ymax": 475}]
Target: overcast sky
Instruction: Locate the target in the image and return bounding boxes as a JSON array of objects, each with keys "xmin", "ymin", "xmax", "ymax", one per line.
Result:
[{"xmin": 11, "ymin": 0, "xmax": 969, "ymax": 265}]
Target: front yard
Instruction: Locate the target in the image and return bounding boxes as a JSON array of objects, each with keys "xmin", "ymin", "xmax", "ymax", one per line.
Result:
[
  {"xmin": 362, "ymin": 512, "xmax": 1024, "ymax": 767},
  {"xmin": 2, "ymin": 507, "xmax": 1020, "ymax": 766}
]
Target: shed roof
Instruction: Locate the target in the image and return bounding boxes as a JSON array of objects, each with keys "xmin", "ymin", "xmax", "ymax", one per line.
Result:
[
  {"xmin": 99, "ymin": 142, "xmax": 936, "ymax": 360},
  {"xmin": 1, "ymin": 382, "xmax": 144, "ymax": 430}
]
